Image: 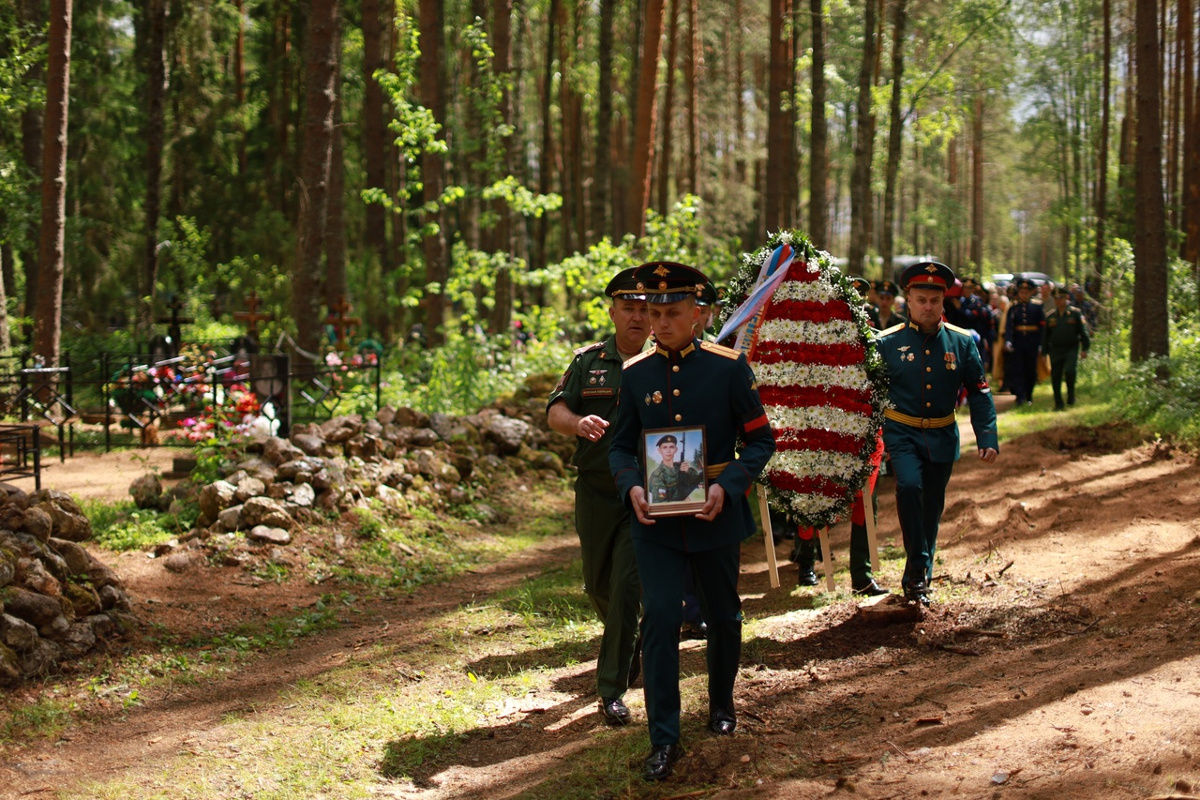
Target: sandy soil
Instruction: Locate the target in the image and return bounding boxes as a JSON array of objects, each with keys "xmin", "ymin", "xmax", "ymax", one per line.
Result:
[{"xmin": 2, "ymin": 402, "xmax": 1199, "ymax": 799}]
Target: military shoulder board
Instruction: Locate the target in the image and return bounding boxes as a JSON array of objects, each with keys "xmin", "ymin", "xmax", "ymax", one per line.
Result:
[
  {"xmin": 623, "ymin": 349, "xmax": 656, "ymax": 368},
  {"xmin": 700, "ymin": 341, "xmax": 740, "ymax": 360},
  {"xmin": 573, "ymin": 341, "xmax": 606, "ymax": 356}
]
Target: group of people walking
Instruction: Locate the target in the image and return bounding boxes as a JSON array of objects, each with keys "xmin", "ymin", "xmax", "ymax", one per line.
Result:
[{"xmin": 545, "ymin": 257, "xmax": 1095, "ymax": 780}]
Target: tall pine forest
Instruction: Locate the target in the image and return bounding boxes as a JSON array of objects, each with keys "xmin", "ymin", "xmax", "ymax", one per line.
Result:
[{"xmin": 0, "ymin": 0, "xmax": 1195, "ymax": 365}]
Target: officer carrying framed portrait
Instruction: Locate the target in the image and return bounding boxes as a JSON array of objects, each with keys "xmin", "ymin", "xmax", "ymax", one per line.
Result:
[{"xmin": 643, "ymin": 427, "xmax": 707, "ymax": 516}]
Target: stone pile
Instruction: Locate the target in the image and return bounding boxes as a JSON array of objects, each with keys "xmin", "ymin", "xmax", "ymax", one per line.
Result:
[
  {"xmin": 134, "ymin": 397, "xmax": 575, "ymax": 572},
  {"xmin": 0, "ymin": 487, "xmax": 136, "ymax": 687}
]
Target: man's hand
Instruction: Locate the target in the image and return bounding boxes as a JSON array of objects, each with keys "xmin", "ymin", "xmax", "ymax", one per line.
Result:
[
  {"xmin": 1004, "ymin": 341, "xmax": 1014, "ymax": 353},
  {"xmin": 678, "ymin": 460, "xmax": 693, "ymax": 472},
  {"xmin": 630, "ymin": 486, "xmax": 655, "ymax": 525},
  {"xmin": 695, "ymin": 483, "xmax": 726, "ymax": 521},
  {"xmin": 978, "ymin": 447, "xmax": 998, "ymax": 464},
  {"xmin": 575, "ymin": 414, "xmax": 609, "ymax": 442}
]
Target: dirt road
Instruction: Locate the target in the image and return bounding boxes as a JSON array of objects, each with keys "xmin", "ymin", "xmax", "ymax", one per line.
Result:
[{"xmin": 2, "ymin": 406, "xmax": 1199, "ymax": 799}]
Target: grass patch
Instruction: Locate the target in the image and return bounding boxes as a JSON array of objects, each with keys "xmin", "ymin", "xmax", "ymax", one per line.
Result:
[{"xmin": 81, "ymin": 498, "xmax": 196, "ymax": 552}]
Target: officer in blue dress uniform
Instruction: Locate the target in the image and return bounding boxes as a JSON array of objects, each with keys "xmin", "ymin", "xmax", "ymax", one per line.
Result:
[
  {"xmin": 609, "ymin": 261, "xmax": 776, "ymax": 781},
  {"xmin": 879, "ymin": 261, "xmax": 1000, "ymax": 606},
  {"xmin": 1004, "ymin": 277, "xmax": 1045, "ymax": 405}
]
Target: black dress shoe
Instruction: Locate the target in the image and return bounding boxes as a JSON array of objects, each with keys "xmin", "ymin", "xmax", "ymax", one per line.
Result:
[
  {"xmin": 797, "ymin": 567, "xmax": 819, "ymax": 586},
  {"xmin": 903, "ymin": 583, "xmax": 931, "ymax": 607},
  {"xmin": 853, "ymin": 580, "xmax": 889, "ymax": 597},
  {"xmin": 600, "ymin": 697, "xmax": 631, "ymax": 726},
  {"xmin": 642, "ymin": 743, "xmax": 684, "ymax": 781},
  {"xmin": 681, "ymin": 621, "xmax": 708, "ymax": 640},
  {"xmin": 708, "ymin": 709, "xmax": 737, "ymax": 736}
]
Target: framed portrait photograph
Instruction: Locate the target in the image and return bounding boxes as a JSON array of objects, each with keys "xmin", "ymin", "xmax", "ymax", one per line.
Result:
[{"xmin": 643, "ymin": 426, "xmax": 708, "ymax": 517}]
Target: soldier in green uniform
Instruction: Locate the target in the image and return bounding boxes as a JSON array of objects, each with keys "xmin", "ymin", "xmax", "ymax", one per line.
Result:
[
  {"xmin": 547, "ymin": 268, "xmax": 649, "ymax": 727},
  {"xmin": 609, "ymin": 262, "xmax": 776, "ymax": 782},
  {"xmin": 647, "ymin": 434, "xmax": 704, "ymax": 504},
  {"xmin": 1041, "ymin": 286, "xmax": 1090, "ymax": 411},
  {"xmin": 879, "ymin": 261, "xmax": 1000, "ymax": 607}
]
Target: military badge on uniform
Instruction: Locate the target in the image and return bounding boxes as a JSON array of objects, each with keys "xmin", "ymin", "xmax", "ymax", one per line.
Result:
[
  {"xmin": 652, "ymin": 391, "xmax": 663, "ymax": 404},
  {"xmin": 945, "ymin": 352, "xmax": 957, "ymax": 371},
  {"xmin": 589, "ymin": 369, "xmax": 607, "ymax": 386},
  {"xmin": 645, "ymin": 393, "xmax": 652, "ymax": 405}
]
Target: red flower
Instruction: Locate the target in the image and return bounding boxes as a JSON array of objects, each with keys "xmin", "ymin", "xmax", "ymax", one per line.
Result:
[
  {"xmin": 754, "ymin": 341, "xmax": 866, "ymax": 367},
  {"xmin": 764, "ymin": 299, "xmax": 855, "ymax": 324},
  {"xmin": 774, "ymin": 429, "xmax": 864, "ymax": 454}
]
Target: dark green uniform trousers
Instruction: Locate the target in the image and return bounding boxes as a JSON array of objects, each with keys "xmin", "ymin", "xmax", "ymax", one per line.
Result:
[
  {"xmin": 1049, "ymin": 348, "xmax": 1080, "ymax": 408},
  {"xmin": 575, "ymin": 472, "xmax": 641, "ymax": 700},
  {"xmin": 891, "ymin": 452, "xmax": 955, "ymax": 590},
  {"xmin": 633, "ymin": 538, "xmax": 741, "ymax": 746}
]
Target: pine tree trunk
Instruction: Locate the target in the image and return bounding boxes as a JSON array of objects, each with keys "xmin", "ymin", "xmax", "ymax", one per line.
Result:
[
  {"xmin": 142, "ymin": 0, "xmax": 167, "ymax": 333},
  {"xmin": 658, "ymin": 0, "xmax": 680, "ymax": 217},
  {"xmin": 970, "ymin": 93, "xmax": 984, "ymax": 273},
  {"xmin": 685, "ymin": 0, "xmax": 699, "ymax": 197},
  {"xmin": 593, "ymin": 0, "xmax": 615, "ymax": 240},
  {"xmin": 292, "ymin": 0, "xmax": 340, "ymax": 361},
  {"xmin": 1131, "ymin": 0, "xmax": 1169, "ymax": 364},
  {"xmin": 1180, "ymin": 0, "xmax": 1200, "ymax": 276},
  {"xmin": 19, "ymin": 0, "xmax": 43, "ymax": 337},
  {"xmin": 1094, "ymin": 0, "xmax": 1111, "ymax": 297},
  {"xmin": 362, "ymin": 0, "xmax": 390, "ymax": 287},
  {"xmin": 326, "ymin": 69, "xmax": 348, "ymax": 313},
  {"xmin": 764, "ymin": 0, "xmax": 792, "ymax": 231},
  {"xmin": 557, "ymin": 0, "xmax": 577, "ymax": 256},
  {"xmin": 491, "ymin": 0, "xmax": 517, "ymax": 334},
  {"xmin": 880, "ymin": 0, "xmax": 906, "ymax": 275},
  {"xmin": 534, "ymin": 0, "xmax": 557, "ymax": 270},
  {"xmin": 417, "ymin": 0, "xmax": 448, "ymax": 344},
  {"xmin": 808, "ymin": 0, "xmax": 827, "ymax": 247},
  {"xmin": 848, "ymin": 0, "xmax": 878, "ymax": 276},
  {"xmin": 33, "ymin": 0, "xmax": 72, "ymax": 366},
  {"xmin": 628, "ymin": 0, "xmax": 667, "ymax": 237}
]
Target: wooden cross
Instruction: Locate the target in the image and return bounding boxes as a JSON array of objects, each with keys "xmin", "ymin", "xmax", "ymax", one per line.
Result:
[
  {"xmin": 155, "ymin": 295, "xmax": 194, "ymax": 349},
  {"xmin": 325, "ymin": 297, "xmax": 361, "ymax": 350},
  {"xmin": 233, "ymin": 291, "xmax": 274, "ymax": 340}
]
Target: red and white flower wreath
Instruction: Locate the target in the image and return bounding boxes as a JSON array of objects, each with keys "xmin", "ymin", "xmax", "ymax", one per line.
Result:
[{"xmin": 721, "ymin": 232, "xmax": 890, "ymax": 530}]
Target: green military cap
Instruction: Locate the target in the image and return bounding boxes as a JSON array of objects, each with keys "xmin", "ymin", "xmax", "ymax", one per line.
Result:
[
  {"xmin": 1052, "ymin": 286, "xmax": 1071, "ymax": 298},
  {"xmin": 876, "ymin": 280, "xmax": 900, "ymax": 297},
  {"xmin": 605, "ymin": 266, "xmax": 648, "ymax": 299},
  {"xmin": 629, "ymin": 261, "xmax": 710, "ymax": 304},
  {"xmin": 1013, "ymin": 276, "xmax": 1036, "ymax": 290}
]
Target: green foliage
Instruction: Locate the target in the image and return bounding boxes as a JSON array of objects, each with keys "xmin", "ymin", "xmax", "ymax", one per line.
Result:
[
  {"xmin": 82, "ymin": 499, "xmax": 196, "ymax": 552},
  {"xmin": 0, "ymin": 5, "xmax": 44, "ymax": 254}
]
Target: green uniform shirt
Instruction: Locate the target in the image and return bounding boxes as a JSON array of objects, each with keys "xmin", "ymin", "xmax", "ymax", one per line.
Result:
[
  {"xmin": 547, "ymin": 335, "xmax": 628, "ymax": 484},
  {"xmin": 1041, "ymin": 306, "xmax": 1090, "ymax": 355}
]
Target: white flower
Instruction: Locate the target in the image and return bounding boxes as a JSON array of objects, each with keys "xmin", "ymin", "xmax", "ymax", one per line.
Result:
[
  {"xmin": 765, "ymin": 404, "xmax": 876, "ymax": 438},
  {"xmin": 753, "ymin": 361, "xmax": 872, "ymax": 392},
  {"xmin": 771, "ymin": 281, "xmax": 838, "ymax": 303},
  {"xmin": 768, "ymin": 449, "xmax": 864, "ymax": 480},
  {"xmin": 775, "ymin": 491, "xmax": 844, "ymax": 516},
  {"xmin": 758, "ymin": 318, "xmax": 861, "ymax": 345}
]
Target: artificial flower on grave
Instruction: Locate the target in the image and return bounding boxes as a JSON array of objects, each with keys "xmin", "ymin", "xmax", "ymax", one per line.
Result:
[
  {"xmin": 718, "ymin": 231, "xmax": 890, "ymax": 530},
  {"xmin": 177, "ymin": 384, "xmax": 262, "ymax": 443}
]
